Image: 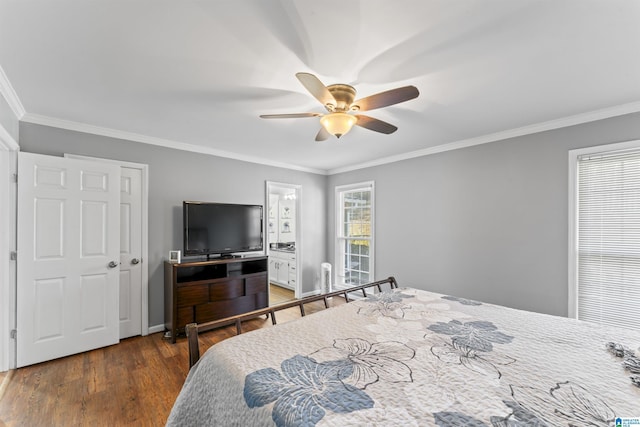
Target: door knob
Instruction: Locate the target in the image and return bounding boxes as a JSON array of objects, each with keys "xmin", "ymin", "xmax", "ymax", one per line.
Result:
[
  {"xmin": 131, "ymin": 258, "xmax": 140, "ymax": 265},
  {"xmin": 108, "ymin": 261, "xmax": 119, "ymax": 268}
]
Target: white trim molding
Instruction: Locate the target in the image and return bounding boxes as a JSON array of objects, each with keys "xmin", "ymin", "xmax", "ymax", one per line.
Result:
[
  {"xmin": 266, "ymin": 181, "xmax": 303, "ymax": 299},
  {"xmin": 329, "ymin": 101, "xmax": 640, "ymax": 175},
  {"xmin": 334, "ymin": 181, "xmax": 375, "ymax": 288},
  {"xmin": 567, "ymin": 138, "xmax": 640, "ymax": 319},
  {"xmin": 301, "ymin": 290, "xmax": 321, "ymax": 298},
  {"xmin": 0, "ymin": 124, "xmax": 19, "ymax": 152},
  {"xmin": 15, "ymin": 101, "xmax": 640, "ymax": 177},
  {"xmin": 0, "ymin": 144, "xmax": 18, "ymax": 372},
  {"xmin": 5, "ymin": 66, "xmax": 638, "ymax": 176},
  {"xmin": 0, "ymin": 65, "xmax": 26, "ymax": 120},
  {"xmin": 23, "ymin": 113, "xmax": 326, "ymax": 175},
  {"xmin": 148, "ymin": 324, "xmax": 165, "ymax": 335}
]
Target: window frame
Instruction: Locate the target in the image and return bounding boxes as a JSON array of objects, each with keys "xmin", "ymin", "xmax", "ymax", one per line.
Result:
[
  {"xmin": 568, "ymin": 139, "xmax": 640, "ymax": 320},
  {"xmin": 334, "ymin": 181, "xmax": 375, "ymax": 288}
]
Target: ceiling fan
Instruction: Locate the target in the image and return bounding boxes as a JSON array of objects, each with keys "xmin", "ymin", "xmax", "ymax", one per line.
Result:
[{"xmin": 260, "ymin": 73, "xmax": 419, "ymax": 141}]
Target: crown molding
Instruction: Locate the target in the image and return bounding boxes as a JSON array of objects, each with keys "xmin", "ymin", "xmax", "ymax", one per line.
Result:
[
  {"xmin": 0, "ymin": 65, "xmax": 25, "ymax": 120},
  {"xmin": 21, "ymin": 113, "xmax": 327, "ymax": 175},
  {"xmin": 18, "ymin": 100, "xmax": 640, "ymax": 176},
  {"xmin": 327, "ymin": 101, "xmax": 640, "ymax": 175}
]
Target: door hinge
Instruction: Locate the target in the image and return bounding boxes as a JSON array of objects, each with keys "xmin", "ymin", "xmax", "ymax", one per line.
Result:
[
  {"xmin": 10, "ymin": 251, "xmax": 16, "ymax": 261},
  {"xmin": 10, "ymin": 329, "xmax": 16, "ymax": 339},
  {"xmin": 11, "ymin": 173, "xmax": 17, "ymax": 183}
]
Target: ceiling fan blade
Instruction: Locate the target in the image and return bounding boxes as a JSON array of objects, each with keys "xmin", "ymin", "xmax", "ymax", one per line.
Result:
[
  {"xmin": 259, "ymin": 113, "xmax": 322, "ymax": 119},
  {"xmin": 355, "ymin": 115, "xmax": 398, "ymax": 134},
  {"xmin": 315, "ymin": 127, "xmax": 331, "ymax": 141},
  {"xmin": 296, "ymin": 72, "xmax": 336, "ymax": 108},
  {"xmin": 352, "ymin": 86, "xmax": 419, "ymax": 111}
]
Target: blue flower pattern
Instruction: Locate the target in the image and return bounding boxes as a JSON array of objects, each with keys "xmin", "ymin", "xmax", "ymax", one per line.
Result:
[
  {"xmin": 244, "ymin": 355, "xmax": 374, "ymax": 427},
  {"xmin": 433, "ymin": 412, "xmax": 488, "ymax": 426},
  {"xmin": 442, "ymin": 295, "xmax": 483, "ymax": 306},
  {"xmin": 240, "ymin": 289, "xmax": 620, "ymax": 425},
  {"xmin": 357, "ymin": 290, "xmax": 416, "ymax": 318},
  {"xmin": 427, "ymin": 319, "xmax": 514, "ymax": 352},
  {"xmin": 243, "ymin": 337, "xmax": 415, "ymax": 427}
]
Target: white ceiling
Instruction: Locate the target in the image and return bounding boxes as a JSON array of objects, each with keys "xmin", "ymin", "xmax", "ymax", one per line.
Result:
[{"xmin": 1, "ymin": 0, "xmax": 640, "ymax": 174}]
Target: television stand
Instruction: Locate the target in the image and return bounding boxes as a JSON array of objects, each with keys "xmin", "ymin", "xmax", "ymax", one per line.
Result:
[
  {"xmin": 164, "ymin": 255, "xmax": 269, "ymax": 343},
  {"xmin": 202, "ymin": 253, "xmax": 241, "ymax": 261}
]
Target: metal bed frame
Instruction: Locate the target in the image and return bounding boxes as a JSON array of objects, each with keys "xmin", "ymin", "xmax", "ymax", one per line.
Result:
[{"xmin": 185, "ymin": 276, "xmax": 399, "ymax": 368}]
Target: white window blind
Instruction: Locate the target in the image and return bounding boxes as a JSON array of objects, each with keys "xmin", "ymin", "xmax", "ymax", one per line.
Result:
[{"xmin": 577, "ymin": 149, "xmax": 640, "ymax": 330}]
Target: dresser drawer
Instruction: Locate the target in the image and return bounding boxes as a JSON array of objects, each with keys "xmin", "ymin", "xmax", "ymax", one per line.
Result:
[
  {"xmin": 209, "ymin": 279, "xmax": 243, "ymax": 301},
  {"xmin": 246, "ymin": 274, "xmax": 267, "ymax": 295},
  {"xmin": 195, "ymin": 295, "xmax": 257, "ymax": 322},
  {"xmin": 177, "ymin": 284, "xmax": 209, "ymax": 307},
  {"xmin": 165, "ymin": 257, "xmax": 269, "ymax": 343}
]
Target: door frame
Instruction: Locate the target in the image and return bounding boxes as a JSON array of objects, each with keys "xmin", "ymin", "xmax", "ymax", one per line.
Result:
[
  {"xmin": 64, "ymin": 154, "xmax": 150, "ymax": 336},
  {"xmin": 265, "ymin": 181, "xmax": 302, "ymax": 299},
  {"xmin": 0, "ymin": 126, "xmax": 18, "ymax": 371}
]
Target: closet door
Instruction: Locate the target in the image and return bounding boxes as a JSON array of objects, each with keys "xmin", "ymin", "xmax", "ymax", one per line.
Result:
[
  {"xmin": 17, "ymin": 152, "xmax": 120, "ymax": 367},
  {"xmin": 118, "ymin": 166, "xmax": 142, "ymax": 339}
]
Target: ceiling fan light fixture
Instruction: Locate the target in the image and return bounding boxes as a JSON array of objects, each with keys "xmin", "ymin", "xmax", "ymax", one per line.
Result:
[
  {"xmin": 261, "ymin": 73, "xmax": 419, "ymax": 141},
  {"xmin": 320, "ymin": 112, "xmax": 357, "ymax": 138}
]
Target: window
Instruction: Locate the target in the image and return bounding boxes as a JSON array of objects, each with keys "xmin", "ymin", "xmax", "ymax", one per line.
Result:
[
  {"xmin": 569, "ymin": 141, "xmax": 640, "ymax": 330},
  {"xmin": 335, "ymin": 182, "xmax": 374, "ymax": 289}
]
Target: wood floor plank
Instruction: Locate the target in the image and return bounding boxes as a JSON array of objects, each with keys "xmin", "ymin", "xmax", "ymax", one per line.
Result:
[
  {"xmin": 0, "ymin": 296, "xmax": 346, "ymax": 426},
  {"xmin": 269, "ymin": 283, "xmax": 295, "ymax": 305}
]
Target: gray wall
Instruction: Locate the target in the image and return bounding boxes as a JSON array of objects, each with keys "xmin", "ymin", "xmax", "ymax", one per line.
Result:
[
  {"xmin": 18, "ymin": 111, "xmax": 640, "ymax": 323},
  {"xmin": 327, "ymin": 112, "xmax": 640, "ymax": 317},
  {"xmin": 19, "ymin": 122, "xmax": 327, "ymax": 328}
]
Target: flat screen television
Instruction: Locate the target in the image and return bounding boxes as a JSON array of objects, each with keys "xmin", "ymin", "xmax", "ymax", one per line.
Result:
[{"xmin": 183, "ymin": 201, "xmax": 263, "ymax": 258}]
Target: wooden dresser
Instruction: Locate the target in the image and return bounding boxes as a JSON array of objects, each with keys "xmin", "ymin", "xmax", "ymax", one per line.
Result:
[{"xmin": 164, "ymin": 256, "xmax": 268, "ymax": 343}]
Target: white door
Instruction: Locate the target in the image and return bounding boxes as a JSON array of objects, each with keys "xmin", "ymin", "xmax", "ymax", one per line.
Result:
[
  {"xmin": 119, "ymin": 167, "xmax": 142, "ymax": 339},
  {"xmin": 64, "ymin": 154, "xmax": 148, "ymax": 338},
  {"xmin": 17, "ymin": 152, "xmax": 120, "ymax": 367}
]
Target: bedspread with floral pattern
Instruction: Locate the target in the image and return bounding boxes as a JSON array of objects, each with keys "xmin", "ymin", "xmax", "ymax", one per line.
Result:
[{"xmin": 167, "ymin": 287, "xmax": 640, "ymax": 426}]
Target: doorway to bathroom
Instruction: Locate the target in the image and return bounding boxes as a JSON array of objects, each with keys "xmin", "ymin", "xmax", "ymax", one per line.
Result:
[{"xmin": 266, "ymin": 181, "xmax": 301, "ymax": 304}]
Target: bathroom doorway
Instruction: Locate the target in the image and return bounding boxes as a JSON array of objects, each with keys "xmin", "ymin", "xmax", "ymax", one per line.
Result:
[{"xmin": 265, "ymin": 182, "xmax": 302, "ymax": 304}]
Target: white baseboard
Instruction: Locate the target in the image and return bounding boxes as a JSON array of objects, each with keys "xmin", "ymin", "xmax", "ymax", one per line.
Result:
[
  {"xmin": 301, "ymin": 289, "xmax": 321, "ymax": 298},
  {"xmin": 148, "ymin": 324, "xmax": 165, "ymax": 334}
]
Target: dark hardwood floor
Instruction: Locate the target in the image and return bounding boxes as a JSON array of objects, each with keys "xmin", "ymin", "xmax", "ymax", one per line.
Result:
[{"xmin": 0, "ymin": 298, "xmax": 344, "ymax": 426}]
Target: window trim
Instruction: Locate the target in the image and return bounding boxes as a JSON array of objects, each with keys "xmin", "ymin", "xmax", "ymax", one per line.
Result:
[
  {"xmin": 568, "ymin": 139, "xmax": 640, "ymax": 319},
  {"xmin": 334, "ymin": 181, "xmax": 375, "ymax": 287}
]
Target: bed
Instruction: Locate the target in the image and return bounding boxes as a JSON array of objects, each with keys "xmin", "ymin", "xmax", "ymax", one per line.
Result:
[{"xmin": 167, "ymin": 278, "xmax": 640, "ymax": 426}]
